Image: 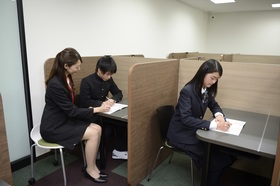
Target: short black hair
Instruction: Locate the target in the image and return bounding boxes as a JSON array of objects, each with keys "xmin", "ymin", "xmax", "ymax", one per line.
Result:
[{"xmin": 95, "ymin": 56, "xmax": 117, "ymax": 74}]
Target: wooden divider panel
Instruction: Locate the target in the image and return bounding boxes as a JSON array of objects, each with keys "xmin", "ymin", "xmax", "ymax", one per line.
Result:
[
  {"xmin": 112, "ymin": 57, "xmax": 161, "ymax": 98},
  {"xmin": 0, "ymin": 93, "xmax": 13, "ymax": 185},
  {"xmin": 179, "ymin": 59, "xmax": 280, "ymax": 117},
  {"xmin": 127, "ymin": 59, "xmax": 179, "ymax": 186},
  {"xmin": 232, "ymin": 54, "xmax": 280, "ymax": 64},
  {"xmin": 167, "ymin": 52, "xmax": 192, "ymax": 59},
  {"xmin": 114, "ymin": 54, "xmax": 144, "ymax": 57}
]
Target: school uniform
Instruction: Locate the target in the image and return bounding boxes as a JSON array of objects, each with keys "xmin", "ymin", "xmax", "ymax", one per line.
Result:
[
  {"xmin": 80, "ymin": 73, "xmax": 127, "ymax": 152},
  {"xmin": 167, "ymin": 83, "xmax": 235, "ymax": 186}
]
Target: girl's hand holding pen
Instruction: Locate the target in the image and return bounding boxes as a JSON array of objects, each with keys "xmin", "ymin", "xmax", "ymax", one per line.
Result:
[
  {"xmin": 216, "ymin": 121, "xmax": 232, "ymax": 131},
  {"xmin": 215, "ymin": 115, "xmax": 226, "ymax": 123}
]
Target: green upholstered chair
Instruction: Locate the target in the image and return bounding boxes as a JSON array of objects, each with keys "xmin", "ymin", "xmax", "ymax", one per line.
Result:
[{"xmin": 28, "ymin": 124, "xmax": 86, "ymax": 186}]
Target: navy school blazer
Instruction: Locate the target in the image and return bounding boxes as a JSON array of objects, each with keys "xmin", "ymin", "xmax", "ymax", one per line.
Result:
[{"xmin": 167, "ymin": 83, "xmax": 223, "ymax": 146}]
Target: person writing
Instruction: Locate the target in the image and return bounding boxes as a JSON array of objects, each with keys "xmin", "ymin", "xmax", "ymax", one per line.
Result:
[
  {"xmin": 80, "ymin": 56, "xmax": 127, "ymax": 160},
  {"xmin": 167, "ymin": 59, "xmax": 235, "ymax": 186},
  {"xmin": 40, "ymin": 48, "xmax": 109, "ymax": 183}
]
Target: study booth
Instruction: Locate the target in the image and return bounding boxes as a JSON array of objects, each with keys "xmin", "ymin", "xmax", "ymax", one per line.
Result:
[
  {"xmin": 43, "ymin": 54, "xmax": 280, "ymax": 185},
  {"xmin": 179, "ymin": 58, "xmax": 280, "ymax": 186},
  {"xmin": 43, "ymin": 55, "xmax": 179, "ymax": 186}
]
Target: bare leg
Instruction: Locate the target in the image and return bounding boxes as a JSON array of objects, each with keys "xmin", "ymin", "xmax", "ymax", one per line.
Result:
[{"xmin": 82, "ymin": 123, "xmax": 102, "ymax": 179}]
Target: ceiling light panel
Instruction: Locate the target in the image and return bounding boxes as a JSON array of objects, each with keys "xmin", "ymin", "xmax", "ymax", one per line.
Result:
[
  {"xmin": 211, "ymin": 0, "xmax": 235, "ymax": 4},
  {"xmin": 272, "ymin": 3, "xmax": 280, "ymax": 8}
]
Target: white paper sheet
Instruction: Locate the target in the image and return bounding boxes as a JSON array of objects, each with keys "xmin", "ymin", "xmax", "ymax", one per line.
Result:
[
  {"xmin": 103, "ymin": 103, "xmax": 128, "ymax": 114},
  {"xmin": 210, "ymin": 118, "xmax": 246, "ymax": 136}
]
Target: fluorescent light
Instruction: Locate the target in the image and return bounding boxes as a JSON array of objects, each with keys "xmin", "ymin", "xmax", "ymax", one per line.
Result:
[
  {"xmin": 211, "ymin": 0, "xmax": 235, "ymax": 4},
  {"xmin": 272, "ymin": 3, "xmax": 280, "ymax": 8}
]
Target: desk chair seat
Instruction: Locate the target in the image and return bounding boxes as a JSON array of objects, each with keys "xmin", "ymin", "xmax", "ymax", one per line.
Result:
[
  {"xmin": 147, "ymin": 105, "xmax": 194, "ymax": 186},
  {"xmin": 28, "ymin": 124, "xmax": 86, "ymax": 186}
]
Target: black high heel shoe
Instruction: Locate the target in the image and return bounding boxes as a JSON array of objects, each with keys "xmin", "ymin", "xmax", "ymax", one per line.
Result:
[
  {"xmin": 99, "ymin": 171, "xmax": 108, "ymax": 178},
  {"xmin": 84, "ymin": 171, "xmax": 107, "ymax": 183}
]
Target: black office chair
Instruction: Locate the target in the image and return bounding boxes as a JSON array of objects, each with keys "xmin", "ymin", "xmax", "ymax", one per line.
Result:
[{"xmin": 147, "ymin": 105, "xmax": 194, "ymax": 186}]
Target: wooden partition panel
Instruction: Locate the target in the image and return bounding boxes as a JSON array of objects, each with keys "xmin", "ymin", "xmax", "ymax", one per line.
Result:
[
  {"xmin": 186, "ymin": 52, "xmax": 231, "ymax": 61},
  {"xmin": 113, "ymin": 57, "xmax": 163, "ymax": 98},
  {"xmin": 0, "ymin": 93, "xmax": 13, "ymax": 185},
  {"xmin": 167, "ymin": 52, "xmax": 192, "ymax": 59},
  {"xmin": 114, "ymin": 54, "xmax": 144, "ymax": 57},
  {"xmin": 179, "ymin": 59, "xmax": 280, "ymax": 117},
  {"xmin": 127, "ymin": 59, "xmax": 179, "ymax": 186},
  {"xmin": 232, "ymin": 54, "xmax": 280, "ymax": 64},
  {"xmin": 168, "ymin": 52, "xmax": 232, "ymax": 61}
]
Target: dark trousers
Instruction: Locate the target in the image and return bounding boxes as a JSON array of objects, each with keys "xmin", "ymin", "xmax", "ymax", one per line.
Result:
[
  {"xmin": 89, "ymin": 115, "xmax": 128, "ymax": 151},
  {"xmin": 111, "ymin": 125, "xmax": 127, "ymax": 151},
  {"xmin": 170, "ymin": 141, "xmax": 236, "ymax": 186}
]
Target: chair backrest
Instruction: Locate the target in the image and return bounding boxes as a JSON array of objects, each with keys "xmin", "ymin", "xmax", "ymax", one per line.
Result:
[
  {"xmin": 156, "ymin": 105, "xmax": 175, "ymax": 141},
  {"xmin": 30, "ymin": 124, "xmax": 42, "ymax": 143}
]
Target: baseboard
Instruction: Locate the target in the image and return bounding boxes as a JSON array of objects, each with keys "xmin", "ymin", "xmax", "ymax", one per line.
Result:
[
  {"xmin": 11, "ymin": 151, "xmax": 52, "ymax": 172},
  {"xmin": 11, "ymin": 155, "xmax": 31, "ymax": 172}
]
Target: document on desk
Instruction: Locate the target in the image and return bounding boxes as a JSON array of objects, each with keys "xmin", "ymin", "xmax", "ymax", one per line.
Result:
[
  {"xmin": 211, "ymin": 118, "xmax": 246, "ymax": 136},
  {"xmin": 104, "ymin": 103, "xmax": 128, "ymax": 114}
]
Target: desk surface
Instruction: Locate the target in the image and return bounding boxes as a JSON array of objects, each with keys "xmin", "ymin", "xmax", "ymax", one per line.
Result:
[
  {"xmin": 196, "ymin": 108, "xmax": 280, "ymax": 158},
  {"xmin": 98, "ymin": 99, "xmax": 128, "ymax": 122}
]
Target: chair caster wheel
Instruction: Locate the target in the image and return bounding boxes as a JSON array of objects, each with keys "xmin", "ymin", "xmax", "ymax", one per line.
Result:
[
  {"xmin": 28, "ymin": 177, "xmax": 36, "ymax": 185},
  {"xmin": 53, "ymin": 160, "xmax": 59, "ymax": 166}
]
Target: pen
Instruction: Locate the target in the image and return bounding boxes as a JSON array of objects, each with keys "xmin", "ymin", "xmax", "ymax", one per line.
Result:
[
  {"xmin": 224, "ymin": 115, "xmax": 227, "ymax": 122},
  {"xmin": 106, "ymin": 96, "xmax": 110, "ymax": 100}
]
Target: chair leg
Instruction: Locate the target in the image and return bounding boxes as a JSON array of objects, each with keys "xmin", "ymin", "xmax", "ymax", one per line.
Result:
[
  {"xmin": 168, "ymin": 151, "xmax": 174, "ymax": 163},
  {"xmin": 190, "ymin": 158, "xmax": 194, "ymax": 186},
  {"xmin": 81, "ymin": 141, "xmax": 87, "ymax": 171},
  {"xmin": 30, "ymin": 144, "xmax": 36, "ymax": 178},
  {"xmin": 59, "ymin": 148, "xmax": 67, "ymax": 186},
  {"xmin": 147, "ymin": 146, "xmax": 164, "ymax": 181},
  {"xmin": 28, "ymin": 144, "xmax": 37, "ymax": 185}
]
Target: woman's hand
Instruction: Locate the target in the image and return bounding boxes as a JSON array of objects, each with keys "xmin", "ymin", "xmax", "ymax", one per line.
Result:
[
  {"xmin": 92, "ymin": 103, "xmax": 111, "ymax": 113},
  {"xmin": 100, "ymin": 102, "xmax": 111, "ymax": 112}
]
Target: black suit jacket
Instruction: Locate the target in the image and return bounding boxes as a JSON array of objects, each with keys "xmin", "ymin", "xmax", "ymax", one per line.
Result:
[
  {"xmin": 40, "ymin": 75, "xmax": 94, "ymax": 149},
  {"xmin": 167, "ymin": 83, "xmax": 223, "ymax": 146}
]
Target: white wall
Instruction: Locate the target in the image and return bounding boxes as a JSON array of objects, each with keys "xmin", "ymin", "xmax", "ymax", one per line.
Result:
[
  {"xmin": 23, "ymin": 0, "xmax": 208, "ymax": 131},
  {"xmin": 206, "ymin": 11, "xmax": 280, "ymax": 55}
]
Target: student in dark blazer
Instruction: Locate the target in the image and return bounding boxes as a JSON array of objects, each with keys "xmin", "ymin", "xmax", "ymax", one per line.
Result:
[
  {"xmin": 167, "ymin": 59, "xmax": 235, "ymax": 186},
  {"xmin": 80, "ymin": 56, "xmax": 128, "ymax": 160},
  {"xmin": 40, "ymin": 48, "xmax": 110, "ymax": 183}
]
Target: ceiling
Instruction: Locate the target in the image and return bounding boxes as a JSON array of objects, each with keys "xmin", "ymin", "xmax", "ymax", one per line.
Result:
[{"xmin": 178, "ymin": 0, "xmax": 280, "ymax": 13}]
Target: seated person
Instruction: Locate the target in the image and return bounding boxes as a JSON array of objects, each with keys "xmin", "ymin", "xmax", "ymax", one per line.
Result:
[
  {"xmin": 40, "ymin": 48, "xmax": 109, "ymax": 183},
  {"xmin": 80, "ymin": 56, "xmax": 128, "ymax": 160},
  {"xmin": 167, "ymin": 59, "xmax": 236, "ymax": 186}
]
